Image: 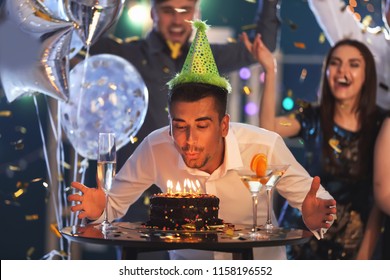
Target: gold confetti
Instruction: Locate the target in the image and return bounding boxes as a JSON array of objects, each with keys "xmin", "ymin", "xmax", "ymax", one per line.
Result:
[
  {"xmin": 61, "ymin": 161, "xmax": 71, "ymax": 169},
  {"xmin": 319, "ymin": 33, "xmax": 326, "ymax": 44},
  {"xmin": 0, "ymin": 110, "xmax": 12, "ymax": 117},
  {"xmin": 162, "ymin": 66, "xmax": 170, "ymax": 74},
  {"xmin": 362, "ymin": 15, "xmax": 372, "ymax": 28},
  {"xmin": 12, "ymin": 139, "xmax": 24, "ymax": 150},
  {"xmin": 15, "ymin": 126, "xmax": 27, "ymax": 134},
  {"xmin": 25, "ymin": 214, "xmax": 39, "ymax": 221},
  {"xmin": 14, "ymin": 189, "xmax": 25, "ymax": 198},
  {"xmin": 50, "ymin": 223, "xmax": 62, "ymax": 238},
  {"xmin": 279, "ymin": 121, "xmax": 292, "ymax": 127},
  {"xmin": 26, "ymin": 247, "xmax": 35, "ymax": 259},
  {"xmin": 329, "ymin": 139, "xmax": 342, "ymax": 153},
  {"xmin": 108, "ymin": 83, "xmax": 117, "ymax": 90},
  {"xmin": 144, "ymin": 195, "xmax": 150, "ymax": 206},
  {"xmin": 9, "ymin": 165, "xmax": 21, "ymax": 171},
  {"xmin": 130, "ymin": 136, "xmax": 138, "ymax": 144},
  {"xmin": 31, "ymin": 177, "xmax": 44, "ymax": 183},
  {"xmin": 294, "ymin": 42, "xmax": 306, "ymax": 49},
  {"xmin": 227, "ymin": 37, "xmax": 237, "ymax": 43},
  {"xmin": 241, "ymin": 24, "xmax": 256, "ymax": 32},
  {"xmin": 225, "ymin": 228, "xmax": 235, "ymax": 236},
  {"xmin": 57, "ymin": 174, "xmax": 64, "ymax": 182},
  {"xmin": 242, "ymin": 86, "xmax": 251, "ymax": 95}
]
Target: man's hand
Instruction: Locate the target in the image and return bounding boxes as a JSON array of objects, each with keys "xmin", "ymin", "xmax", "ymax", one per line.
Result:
[
  {"xmin": 302, "ymin": 176, "xmax": 337, "ymax": 231},
  {"xmin": 68, "ymin": 182, "xmax": 106, "ymax": 220}
]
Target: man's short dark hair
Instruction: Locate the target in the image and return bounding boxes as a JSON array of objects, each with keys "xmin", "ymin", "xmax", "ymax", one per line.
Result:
[{"xmin": 168, "ymin": 83, "xmax": 228, "ymax": 121}]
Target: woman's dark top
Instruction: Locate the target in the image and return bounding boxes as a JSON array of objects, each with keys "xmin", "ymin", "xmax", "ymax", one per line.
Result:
[{"xmin": 280, "ymin": 102, "xmax": 386, "ymax": 259}]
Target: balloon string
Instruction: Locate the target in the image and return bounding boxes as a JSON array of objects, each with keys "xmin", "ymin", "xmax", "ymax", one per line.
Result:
[
  {"xmin": 72, "ymin": 45, "xmax": 91, "ymax": 227},
  {"xmin": 33, "ymin": 95, "xmax": 64, "ymax": 252},
  {"xmin": 54, "ymin": 100, "xmax": 70, "ymax": 228},
  {"xmin": 43, "ymin": 96, "xmax": 68, "ymax": 231},
  {"xmin": 76, "ymin": 45, "xmax": 90, "ymax": 124}
]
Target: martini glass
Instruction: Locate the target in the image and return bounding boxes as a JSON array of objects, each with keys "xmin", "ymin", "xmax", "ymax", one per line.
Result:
[
  {"xmin": 238, "ymin": 167, "xmax": 271, "ymax": 240},
  {"xmin": 262, "ymin": 164, "xmax": 290, "ymax": 232}
]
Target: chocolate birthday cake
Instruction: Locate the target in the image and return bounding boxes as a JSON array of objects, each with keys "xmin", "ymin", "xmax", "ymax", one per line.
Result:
[{"xmin": 146, "ymin": 193, "xmax": 222, "ymax": 230}]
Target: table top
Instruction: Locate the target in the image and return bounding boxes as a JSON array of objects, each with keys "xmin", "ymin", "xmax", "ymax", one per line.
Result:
[{"xmin": 61, "ymin": 222, "xmax": 312, "ymax": 252}]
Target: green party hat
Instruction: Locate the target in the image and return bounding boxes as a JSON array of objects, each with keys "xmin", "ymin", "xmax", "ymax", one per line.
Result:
[{"xmin": 167, "ymin": 20, "xmax": 232, "ymax": 93}]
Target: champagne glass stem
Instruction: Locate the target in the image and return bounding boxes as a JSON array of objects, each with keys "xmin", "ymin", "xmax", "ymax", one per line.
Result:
[
  {"xmin": 265, "ymin": 187, "xmax": 273, "ymax": 229},
  {"xmin": 104, "ymin": 192, "xmax": 109, "ymax": 224},
  {"xmin": 252, "ymin": 194, "xmax": 258, "ymax": 232}
]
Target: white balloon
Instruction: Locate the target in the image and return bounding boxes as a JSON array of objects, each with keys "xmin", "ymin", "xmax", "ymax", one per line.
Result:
[{"xmin": 61, "ymin": 54, "xmax": 149, "ymax": 160}]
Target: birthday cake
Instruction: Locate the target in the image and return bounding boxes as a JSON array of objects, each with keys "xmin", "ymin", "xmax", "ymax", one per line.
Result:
[{"xmin": 146, "ymin": 193, "xmax": 222, "ymax": 230}]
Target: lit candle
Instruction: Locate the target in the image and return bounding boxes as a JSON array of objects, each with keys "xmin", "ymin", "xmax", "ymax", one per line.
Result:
[
  {"xmin": 175, "ymin": 182, "xmax": 181, "ymax": 194},
  {"xmin": 184, "ymin": 178, "xmax": 192, "ymax": 194},
  {"xmin": 167, "ymin": 180, "xmax": 173, "ymax": 194},
  {"xmin": 196, "ymin": 180, "xmax": 201, "ymax": 194}
]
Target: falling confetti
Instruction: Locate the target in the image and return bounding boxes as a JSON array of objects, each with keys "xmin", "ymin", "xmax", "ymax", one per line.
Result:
[
  {"xmin": 15, "ymin": 126, "xmax": 27, "ymax": 134},
  {"xmin": 300, "ymin": 68, "xmax": 308, "ymax": 82},
  {"xmin": 25, "ymin": 214, "xmax": 39, "ymax": 221},
  {"xmin": 319, "ymin": 33, "xmax": 326, "ymax": 44},
  {"xmin": 8, "ymin": 165, "xmax": 21, "ymax": 171},
  {"xmin": 50, "ymin": 223, "xmax": 62, "ymax": 238},
  {"xmin": 0, "ymin": 110, "xmax": 12, "ymax": 117},
  {"xmin": 242, "ymin": 86, "xmax": 251, "ymax": 95},
  {"xmin": 294, "ymin": 42, "xmax": 306, "ymax": 49},
  {"xmin": 329, "ymin": 138, "xmax": 342, "ymax": 153}
]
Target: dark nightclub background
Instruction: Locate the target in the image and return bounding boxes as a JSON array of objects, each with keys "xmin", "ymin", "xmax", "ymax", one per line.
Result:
[{"xmin": 0, "ymin": 0, "xmax": 384, "ymax": 259}]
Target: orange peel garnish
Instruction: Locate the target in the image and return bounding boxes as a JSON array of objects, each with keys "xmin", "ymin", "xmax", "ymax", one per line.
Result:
[{"xmin": 250, "ymin": 153, "xmax": 267, "ymax": 177}]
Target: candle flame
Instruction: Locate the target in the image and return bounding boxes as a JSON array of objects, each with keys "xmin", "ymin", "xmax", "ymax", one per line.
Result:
[{"xmin": 166, "ymin": 179, "xmax": 202, "ymax": 195}]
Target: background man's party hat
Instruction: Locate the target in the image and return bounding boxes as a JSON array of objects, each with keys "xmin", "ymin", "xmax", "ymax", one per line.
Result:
[{"xmin": 167, "ymin": 20, "xmax": 231, "ymax": 93}]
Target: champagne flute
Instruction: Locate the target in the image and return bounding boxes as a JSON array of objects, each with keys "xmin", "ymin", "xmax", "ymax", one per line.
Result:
[
  {"xmin": 262, "ymin": 164, "xmax": 290, "ymax": 232},
  {"xmin": 97, "ymin": 132, "xmax": 117, "ymax": 233},
  {"xmin": 237, "ymin": 167, "xmax": 271, "ymax": 239}
]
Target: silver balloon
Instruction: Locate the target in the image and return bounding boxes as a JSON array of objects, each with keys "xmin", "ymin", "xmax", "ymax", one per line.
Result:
[
  {"xmin": 61, "ymin": 54, "xmax": 149, "ymax": 160},
  {"xmin": 64, "ymin": 0, "xmax": 125, "ymax": 47},
  {"xmin": 0, "ymin": 0, "xmax": 74, "ymax": 103},
  {"xmin": 37, "ymin": 0, "xmax": 84, "ymax": 58}
]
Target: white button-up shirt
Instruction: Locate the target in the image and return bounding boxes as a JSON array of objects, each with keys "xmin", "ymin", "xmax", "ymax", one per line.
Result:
[
  {"xmin": 308, "ymin": 0, "xmax": 390, "ymax": 109},
  {"xmin": 105, "ymin": 122, "xmax": 333, "ymax": 259}
]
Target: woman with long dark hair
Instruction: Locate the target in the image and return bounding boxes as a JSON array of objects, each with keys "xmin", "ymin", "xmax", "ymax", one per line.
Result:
[{"xmin": 253, "ymin": 36, "xmax": 386, "ymax": 259}]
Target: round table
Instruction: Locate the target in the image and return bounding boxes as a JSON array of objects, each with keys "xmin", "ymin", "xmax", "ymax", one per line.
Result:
[{"xmin": 61, "ymin": 222, "xmax": 312, "ymax": 260}]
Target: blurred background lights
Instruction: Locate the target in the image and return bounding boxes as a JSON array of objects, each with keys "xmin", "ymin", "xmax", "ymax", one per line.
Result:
[
  {"xmin": 239, "ymin": 67, "xmax": 251, "ymax": 80},
  {"xmin": 127, "ymin": 3, "xmax": 149, "ymax": 27},
  {"xmin": 245, "ymin": 101, "xmax": 258, "ymax": 116},
  {"xmin": 259, "ymin": 71, "xmax": 265, "ymax": 83},
  {"xmin": 282, "ymin": 96, "xmax": 295, "ymax": 111}
]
